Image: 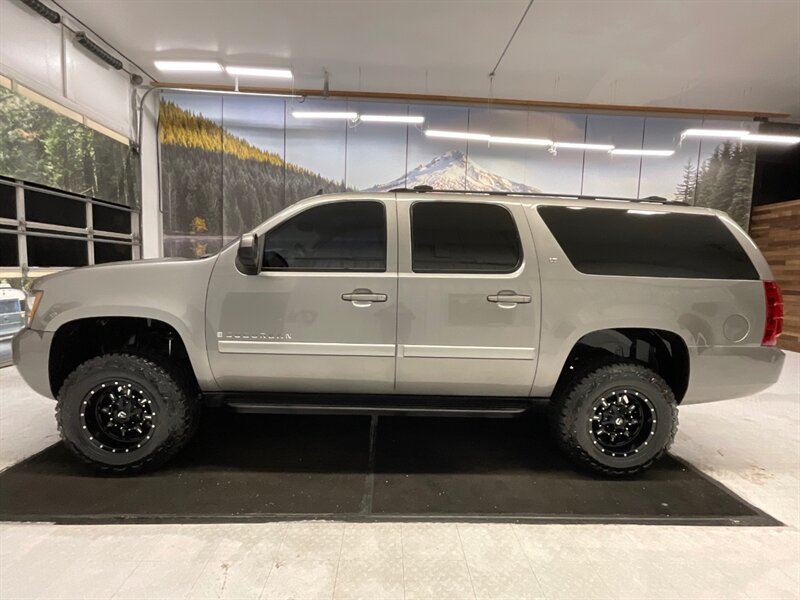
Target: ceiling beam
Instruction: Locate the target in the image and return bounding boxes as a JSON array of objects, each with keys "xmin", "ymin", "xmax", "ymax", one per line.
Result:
[{"xmin": 153, "ymin": 81, "xmax": 790, "ymax": 120}]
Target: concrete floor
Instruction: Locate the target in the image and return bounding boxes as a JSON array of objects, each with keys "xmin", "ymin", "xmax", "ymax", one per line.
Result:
[{"xmin": 0, "ymin": 353, "xmax": 798, "ymax": 599}]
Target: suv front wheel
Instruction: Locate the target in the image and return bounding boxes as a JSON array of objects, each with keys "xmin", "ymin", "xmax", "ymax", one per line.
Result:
[
  {"xmin": 56, "ymin": 353, "xmax": 198, "ymax": 474},
  {"xmin": 551, "ymin": 361, "xmax": 678, "ymax": 476}
]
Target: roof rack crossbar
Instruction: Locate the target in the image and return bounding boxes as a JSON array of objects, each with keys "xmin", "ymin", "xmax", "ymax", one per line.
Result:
[{"xmin": 388, "ymin": 187, "xmax": 686, "ymax": 206}]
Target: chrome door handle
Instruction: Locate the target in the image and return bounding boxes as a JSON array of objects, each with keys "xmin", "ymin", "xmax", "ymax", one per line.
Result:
[
  {"xmin": 342, "ymin": 289, "xmax": 388, "ymax": 305},
  {"xmin": 487, "ymin": 291, "xmax": 531, "ymax": 307}
]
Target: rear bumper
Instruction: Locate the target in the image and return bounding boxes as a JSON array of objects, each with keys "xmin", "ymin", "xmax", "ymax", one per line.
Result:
[
  {"xmin": 682, "ymin": 345, "xmax": 785, "ymax": 404},
  {"xmin": 11, "ymin": 328, "xmax": 55, "ymax": 400}
]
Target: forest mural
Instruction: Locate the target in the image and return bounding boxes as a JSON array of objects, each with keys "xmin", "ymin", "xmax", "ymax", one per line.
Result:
[
  {"xmin": 0, "ymin": 86, "xmax": 139, "ymax": 207},
  {"xmin": 685, "ymin": 142, "xmax": 756, "ymax": 227},
  {"xmin": 159, "ymin": 93, "xmax": 760, "ymax": 258}
]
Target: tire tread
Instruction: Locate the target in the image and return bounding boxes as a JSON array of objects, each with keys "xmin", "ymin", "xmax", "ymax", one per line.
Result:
[
  {"xmin": 551, "ymin": 360, "xmax": 678, "ymax": 476},
  {"xmin": 56, "ymin": 353, "xmax": 198, "ymax": 475}
]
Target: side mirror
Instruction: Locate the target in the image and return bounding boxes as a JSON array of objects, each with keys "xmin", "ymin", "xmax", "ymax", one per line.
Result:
[{"xmin": 236, "ymin": 233, "xmax": 260, "ymax": 275}]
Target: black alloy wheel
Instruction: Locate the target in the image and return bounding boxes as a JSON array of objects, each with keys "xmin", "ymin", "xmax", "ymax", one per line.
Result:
[
  {"xmin": 588, "ymin": 389, "xmax": 656, "ymax": 458},
  {"xmin": 57, "ymin": 353, "xmax": 198, "ymax": 474},
  {"xmin": 550, "ymin": 360, "xmax": 678, "ymax": 476},
  {"xmin": 80, "ymin": 379, "xmax": 157, "ymax": 454}
]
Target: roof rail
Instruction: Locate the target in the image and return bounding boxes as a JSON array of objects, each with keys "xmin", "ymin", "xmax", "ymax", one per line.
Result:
[{"xmin": 389, "ymin": 186, "xmax": 688, "ymax": 206}]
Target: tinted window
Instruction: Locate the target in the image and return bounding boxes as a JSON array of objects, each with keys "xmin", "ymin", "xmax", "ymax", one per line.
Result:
[
  {"xmin": 27, "ymin": 235, "xmax": 88, "ymax": 267},
  {"xmin": 25, "ymin": 190, "xmax": 86, "ymax": 228},
  {"xmin": 262, "ymin": 201, "xmax": 386, "ymax": 272},
  {"xmin": 94, "ymin": 241, "xmax": 133, "ymax": 264},
  {"xmin": 411, "ymin": 202, "xmax": 521, "ymax": 273},
  {"xmin": 0, "ymin": 232, "xmax": 18, "ymax": 266},
  {"xmin": 0, "ymin": 184, "xmax": 15, "ymax": 219},
  {"xmin": 93, "ymin": 204, "xmax": 132, "ymax": 234},
  {"xmin": 538, "ymin": 206, "xmax": 758, "ymax": 280}
]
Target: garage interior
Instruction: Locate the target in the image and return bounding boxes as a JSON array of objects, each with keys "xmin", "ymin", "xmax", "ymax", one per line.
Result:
[{"xmin": 0, "ymin": 0, "xmax": 799, "ymax": 598}]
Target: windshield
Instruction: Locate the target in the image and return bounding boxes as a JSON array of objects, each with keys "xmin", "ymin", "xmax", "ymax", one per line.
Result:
[{"xmin": 0, "ymin": 299, "xmax": 22, "ymax": 313}]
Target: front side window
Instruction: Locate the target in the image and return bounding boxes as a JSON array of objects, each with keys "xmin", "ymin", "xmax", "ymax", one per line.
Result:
[
  {"xmin": 262, "ymin": 201, "xmax": 386, "ymax": 272},
  {"xmin": 411, "ymin": 202, "xmax": 521, "ymax": 273}
]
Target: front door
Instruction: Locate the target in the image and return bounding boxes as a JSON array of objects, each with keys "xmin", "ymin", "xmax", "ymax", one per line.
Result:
[
  {"xmin": 206, "ymin": 198, "xmax": 398, "ymax": 394},
  {"xmin": 395, "ymin": 198, "xmax": 540, "ymax": 396}
]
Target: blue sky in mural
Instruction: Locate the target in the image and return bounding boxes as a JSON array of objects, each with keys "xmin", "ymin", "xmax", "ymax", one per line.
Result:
[
  {"xmin": 474, "ymin": 109, "xmax": 588, "ymax": 195},
  {"xmin": 165, "ymin": 93, "xmax": 221, "ymax": 123},
  {"xmin": 346, "ymin": 100, "xmax": 409, "ymax": 190},
  {"xmin": 285, "ymin": 98, "xmax": 348, "ymax": 183},
  {"xmin": 639, "ymin": 117, "xmax": 702, "ymax": 199},
  {"xmin": 221, "ymin": 95, "xmax": 285, "ymax": 158},
  {"xmin": 582, "ymin": 114, "xmax": 645, "ymax": 197}
]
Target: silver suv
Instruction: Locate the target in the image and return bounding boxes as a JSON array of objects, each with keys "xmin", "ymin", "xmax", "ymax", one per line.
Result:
[{"xmin": 12, "ymin": 190, "xmax": 785, "ymax": 476}]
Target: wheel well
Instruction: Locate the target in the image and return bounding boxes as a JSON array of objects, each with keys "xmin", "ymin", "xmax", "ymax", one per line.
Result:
[
  {"xmin": 555, "ymin": 328, "xmax": 690, "ymax": 403},
  {"xmin": 49, "ymin": 317, "xmax": 198, "ymax": 398}
]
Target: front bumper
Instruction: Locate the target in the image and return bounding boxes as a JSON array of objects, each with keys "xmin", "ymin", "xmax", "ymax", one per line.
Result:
[
  {"xmin": 682, "ymin": 345, "xmax": 785, "ymax": 404},
  {"xmin": 11, "ymin": 328, "xmax": 55, "ymax": 400}
]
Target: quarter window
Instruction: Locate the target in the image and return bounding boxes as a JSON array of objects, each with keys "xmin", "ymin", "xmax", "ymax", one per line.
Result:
[
  {"xmin": 537, "ymin": 206, "xmax": 759, "ymax": 280},
  {"xmin": 411, "ymin": 202, "xmax": 521, "ymax": 273},
  {"xmin": 261, "ymin": 201, "xmax": 386, "ymax": 272}
]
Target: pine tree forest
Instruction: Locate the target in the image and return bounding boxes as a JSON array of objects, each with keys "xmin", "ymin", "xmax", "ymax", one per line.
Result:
[
  {"xmin": 0, "ymin": 87, "xmax": 139, "ymax": 207},
  {"xmin": 159, "ymin": 100, "xmax": 347, "ymax": 256},
  {"xmin": 675, "ymin": 141, "xmax": 755, "ymax": 229}
]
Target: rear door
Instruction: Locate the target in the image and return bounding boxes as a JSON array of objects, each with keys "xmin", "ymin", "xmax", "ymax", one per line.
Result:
[{"xmin": 394, "ymin": 197, "xmax": 541, "ymax": 396}]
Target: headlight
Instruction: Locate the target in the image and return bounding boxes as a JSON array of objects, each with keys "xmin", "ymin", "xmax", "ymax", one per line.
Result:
[{"xmin": 26, "ymin": 291, "xmax": 43, "ymax": 327}]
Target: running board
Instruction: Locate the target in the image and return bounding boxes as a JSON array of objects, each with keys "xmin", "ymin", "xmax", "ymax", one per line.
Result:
[{"xmin": 214, "ymin": 393, "xmax": 541, "ymax": 418}]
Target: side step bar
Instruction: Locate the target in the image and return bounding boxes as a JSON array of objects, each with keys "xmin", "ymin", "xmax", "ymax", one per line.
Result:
[{"xmin": 212, "ymin": 393, "xmax": 542, "ymax": 418}]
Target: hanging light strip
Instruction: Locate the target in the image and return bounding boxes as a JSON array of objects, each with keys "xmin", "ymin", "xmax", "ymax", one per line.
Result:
[
  {"xmin": 360, "ymin": 115, "xmax": 425, "ymax": 124},
  {"xmin": 225, "ymin": 66, "xmax": 293, "ymax": 79},
  {"xmin": 610, "ymin": 149, "xmax": 675, "ymax": 156},
  {"xmin": 425, "ymin": 130, "xmax": 490, "ymax": 141},
  {"xmin": 489, "ymin": 136, "xmax": 552, "ymax": 146},
  {"xmin": 553, "ymin": 142, "xmax": 615, "ymax": 151},
  {"xmin": 292, "ymin": 111, "xmax": 358, "ymax": 120},
  {"xmin": 681, "ymin": 128, "xmax": 751, "ymax": 139},
  {"xmin": 739, "ymin": 134, "xmax": 800, "ymax": 145}
]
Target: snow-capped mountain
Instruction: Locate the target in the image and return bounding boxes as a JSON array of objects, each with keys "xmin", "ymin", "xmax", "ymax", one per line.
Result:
[{"xmin": 366, "ymin": 150, "xmax": 540, "ymax": 193}]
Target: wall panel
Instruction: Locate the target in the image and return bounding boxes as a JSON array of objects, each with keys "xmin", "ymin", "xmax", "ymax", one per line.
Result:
[{"xmin": 750, "ymin": 199, "xmax": 800, "ymax": 352}]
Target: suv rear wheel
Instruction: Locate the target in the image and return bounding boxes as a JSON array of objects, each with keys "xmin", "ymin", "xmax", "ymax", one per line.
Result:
[
  {"xmin": 551, "ymin": 360, "xmax": 678, "ymax": 476},
  {"xmin": 56, "ymin": 353, "xmax": 198, "ymax": 474}
]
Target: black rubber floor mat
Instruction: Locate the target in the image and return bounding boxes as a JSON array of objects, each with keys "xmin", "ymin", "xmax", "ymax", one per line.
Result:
[{"xmin": 0, "ymin": 409, "xmax": 779, "ymax": 525}]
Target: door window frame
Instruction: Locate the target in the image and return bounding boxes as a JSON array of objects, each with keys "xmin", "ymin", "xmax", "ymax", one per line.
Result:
[
  {"xmin": 405, "ymin": 199, "xmax": 524, "ymax": 275},
  {"xmin": 255, "ymin": 198, "xmax": 396, "ymax": 275}
]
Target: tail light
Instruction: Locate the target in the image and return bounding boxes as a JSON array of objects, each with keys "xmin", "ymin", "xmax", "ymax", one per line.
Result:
[{"xmin": 762, "ymin": 281, "xmax": 783, "ymax": 346}]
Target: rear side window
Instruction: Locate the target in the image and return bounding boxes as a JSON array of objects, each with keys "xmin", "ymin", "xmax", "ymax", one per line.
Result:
[
  {"xmin": 411, "ymin": 202, "xmax": 521, "ymax": 273},
  {"xmin": 262, "ymin": 201, "xmax": 386, "ymax": 272},
  {"xmin": 537, "ymin": 206, "xmax": 758, "ymax": 280}
]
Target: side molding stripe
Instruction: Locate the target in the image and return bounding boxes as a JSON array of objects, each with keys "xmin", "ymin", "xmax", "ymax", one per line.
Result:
[
  {"xmin": 218, "ymin": 340, "xmax": 396, "ymax": 357},
  {"xmin": 399, "ymin": 344, "xmax": 535, "ymax": 360}
]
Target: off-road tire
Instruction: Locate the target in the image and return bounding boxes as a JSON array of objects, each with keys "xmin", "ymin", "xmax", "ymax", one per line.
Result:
[
  {"xmin": 56, "ymin": 353, "xmax": 199, "ymax": 475},
  {"xmin": 551, "ymin": 360, "xmax": 678, "ymax": 476}
]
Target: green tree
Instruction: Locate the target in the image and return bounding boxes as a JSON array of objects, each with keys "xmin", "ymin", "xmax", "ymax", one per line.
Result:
[{"xmin": 674, "ymin": 159, "xmax": 697, "ymax": 204}]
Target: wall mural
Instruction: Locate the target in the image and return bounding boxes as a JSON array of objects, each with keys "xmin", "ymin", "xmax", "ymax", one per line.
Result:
[
  {"xmin": 0, "ymin": 86, "xmax": 140, "ymax": 208},
  {"xmin": 159, "ymin": 93, "xmax": 758, "ymax": 258}
]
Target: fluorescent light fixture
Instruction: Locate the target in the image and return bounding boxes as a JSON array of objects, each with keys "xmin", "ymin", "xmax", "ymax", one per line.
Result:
[
  {"xmin": 225, "ymin": 66, "xmax": 293, "ymax": 78},
  {"xmin": 154, "ymin": 60, "xmax": 223, "ymax": 72},
  {"xmin": 425, "ymin": 129, "xmax": 490, "ymax": 141},
  {"xmin": 292, "ymin": 111, "xmax": 358, "ymax": 120},
  {"xmin": 739, "ymin": 134, "xmax": 800, "ymax": 145},
  {"xmin": 553, "ymin": 142, "xmax": 615, "ymax": 151},
  {"xmin": 489, "ymin": 135, "xmax": 552, "ymax": 146},
  {"xmin": 611, "ymin": 148, "xmax": 675, "ymax": 157},
  {"xmin": 681, "ymin": 128, "xmax": 750, "ymax": 139},
  {"xmin": 360, "ymin": 115, "xmax": 425, "ymax": 124}
]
